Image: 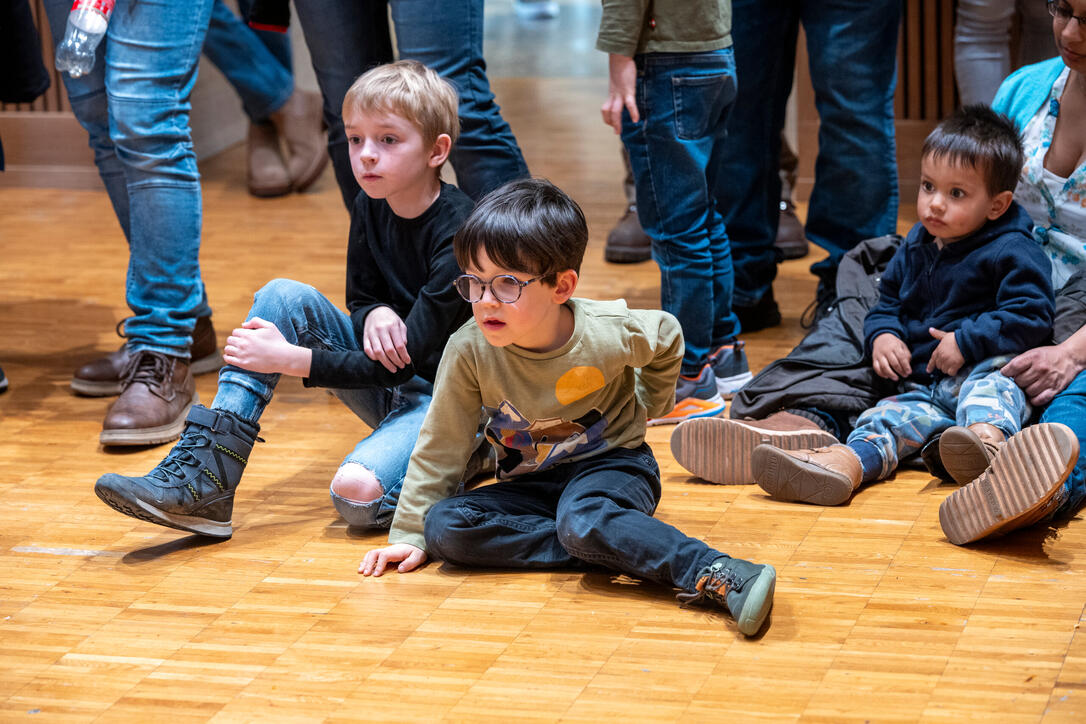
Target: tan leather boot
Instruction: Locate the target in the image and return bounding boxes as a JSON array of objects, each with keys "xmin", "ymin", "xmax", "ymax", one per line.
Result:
[
  {"xmin": 604, "ymin": 149, "xmax": 652, "ymax": 263},
  {"xmin": 72, "ymin": 316, "xmax": 221, "ymax": 396},
  {"xmin": 100, "ymin": 351, "xmax": 198, "ymax": 446},
  {"xmin": 247, "ymin": 121, "xmax": 291, "ymax": 198},
  {"xmin": 671, "ymin": 412, "xmax": 837, "ymax": 485},
  {"xmin": 938, "ymin": 423, "xmax": 1005, "ymax": 485},
  {"xmin": 751, "ymin": 443, "xmax": 862, "ymax": 505},
  {"xmin": 939, "ymin": 423, "xmax": 1078, "ymax": 545},
  {"xmin": 774, "ymin": 134, "xmax": 809, "ymax": 260},
  {"xmin": 270, "ymin": 88, "xmax": 328, "ymax": 193}
]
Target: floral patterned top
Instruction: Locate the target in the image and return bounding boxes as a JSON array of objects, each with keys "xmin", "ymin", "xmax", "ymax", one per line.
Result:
[{"xmin": 1015, "ymin": 66, "xmax": 1086, "ymax": 290}]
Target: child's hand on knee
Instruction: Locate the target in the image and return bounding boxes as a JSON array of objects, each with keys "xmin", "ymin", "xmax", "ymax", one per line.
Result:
[
  {"xmin": 872, "ymin": 333, "xmax": 912, "ymax": 380},
  {"xmin": 927, "ymin": 328, "xmax": 965, "ymax": 376},
  {"xmin": 362, "ymin": 306, "xmax": 411, "ymax": 373},
  {"xmin": 360, "ymin": 543, "xmax": 427, "ymax": 577},
  {"xmin": 224, "ymin": 317, "xmax": 311, "ymax": 377}
]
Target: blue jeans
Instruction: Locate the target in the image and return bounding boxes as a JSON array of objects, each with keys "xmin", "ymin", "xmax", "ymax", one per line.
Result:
[
  {"xmin": 721, "ymin": 0, "xmax": 900, "ymax": 305},
  {"xmin": 1040, "ymin": 369, "xmax": 1086, "ymax": 516},
  {"xmin": 203, "ymin": 0, "xmax": 293, "ymax": 122},
  {"xmin": 423, "ymin": 444, "xmax": 722, "ymax": 593},
  {"xmin": 43, "ymin": 0, "xmax": 215, "ymax": 355},
  {"xmin": 621, "ymin": 50, "xmax": 740, "ymax": 373},
  {"xmin": 292, "ymin": 0, "xmax": 528, "ymax": 207},
  {"xmin": 211, "ymin": 279, "xmax": 431, "ymax": 528},
  {"xmin": 848, "ymin": 357, "xmax": 1028, "ymax": 479}
]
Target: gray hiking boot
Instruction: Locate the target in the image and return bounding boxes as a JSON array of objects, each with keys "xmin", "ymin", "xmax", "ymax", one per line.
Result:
[
  {"xmin": 677, "ymin": 555, "xmax": 777, "ymax": 636},
  {"xmin": 94, "ymin": 405, "xmax": 261, "ymax": 537}
]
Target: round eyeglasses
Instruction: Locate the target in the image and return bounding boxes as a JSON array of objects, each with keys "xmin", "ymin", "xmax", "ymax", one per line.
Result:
[
  {"xmin": 1049, "ymin": 0, "xmax": 1086, "ymax": 28},
  {"xmin": 453, "ymin": 273, "xmax": 543, "ymax": 303}
]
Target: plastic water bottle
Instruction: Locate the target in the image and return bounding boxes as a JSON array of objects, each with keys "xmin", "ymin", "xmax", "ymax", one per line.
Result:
[{"xmin": 55, "ymin": 0, "xmax": 115, "ymax": 78}]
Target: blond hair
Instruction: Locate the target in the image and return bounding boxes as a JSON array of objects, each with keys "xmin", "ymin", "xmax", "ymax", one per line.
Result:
[{"xmin": 342, "ymin": 60, "xmax": 460, "ymax": 147}]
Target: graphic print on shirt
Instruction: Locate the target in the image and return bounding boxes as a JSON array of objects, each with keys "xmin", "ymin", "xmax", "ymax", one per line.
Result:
[{"xmin": 486, "ymin": 365, "xmax": 609, "ymax": 477}]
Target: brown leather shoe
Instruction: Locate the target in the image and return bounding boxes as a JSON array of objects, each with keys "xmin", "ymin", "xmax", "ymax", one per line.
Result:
[
  {"xmin": 938, "ymin": 423, "xmax": 1004, "ymax": 485},
  {"xmin": 775, "ymin": 201, "xmax": 809, "ymax": 260},
  {"xmin": 71, "ymin": 316, "xmax": 222, "ymax": 397},
  {"xmin": 271, "ymin": 88, "xmax": 328, "ymax": 193},
  {"xmin": 939, "ymin": 423, "xmax": 1078, "ymax": 545},
  {"xmin": 247, "ymin": 121, "xmax": 292, "ymax": 198},
  {"xmin": 605, "ymin": 149, "xmax": 652, "ymax": 263},
  {"xmin": 100, "ymin": 351, "xmax": 199, "ymax": 446},
  {"xmin": 751, "ymin": 443, "xmax": 862, "ymax": 505},
  {"xmin": 671, "ymin": 413, "xmax": 837, "ymax": 485}
]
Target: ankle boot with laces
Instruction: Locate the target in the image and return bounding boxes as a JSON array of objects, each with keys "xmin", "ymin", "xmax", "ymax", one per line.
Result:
[
  {"xmin": 677, "ymin": 556, "xmax": 776, "ymax": 636},
  {"xmin": 95, "ymin": 405, "xmax": 261, "ymax": 537}
]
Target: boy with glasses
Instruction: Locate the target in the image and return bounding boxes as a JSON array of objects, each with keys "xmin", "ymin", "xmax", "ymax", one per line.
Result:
[
  {"xmin": 361, "ymin": 178, "xmax": 777, "ymax": 637},
  {"xmin": 94, "ymin": 61, "xmax": 476, "ymax": 538}
]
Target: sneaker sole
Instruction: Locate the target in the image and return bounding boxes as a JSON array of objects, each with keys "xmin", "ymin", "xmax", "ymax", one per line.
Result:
[
  {"xmin": 751, "ymin": 444, "xmax": 855, "ymax": 505},
  {"xmin": 71, "ymin": 349, "xmax": 223, "ymax": 397},
  {"xmin": 938, "ymin": 427, "xmax": 995, "ymax": 485},
  {"xmin": 671, "ymin": 417, "xmax": 837, "ymax": 485},
  {"xmin": 94, "ymin": 481, "xmax": 233, "ymax": 538},
  {"xmin": 715, "ymin": 371, "xmax": 753, "ymax": 399},
  {"xmin": 735, "ymin": 564, "xmax": 776, "ymax": 637},
  {"xmin": 938, "ymin": 423, "xmax": 1078, "ymax": 545},
  {"xmin": 99, "ymin": 393, "xmax": 199, "ymax": 446}
]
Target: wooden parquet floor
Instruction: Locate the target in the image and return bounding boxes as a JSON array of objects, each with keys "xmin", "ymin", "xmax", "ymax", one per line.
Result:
[{"xmin": 2, "ymin": 75, "xmax": 1085, "ymax": 722}]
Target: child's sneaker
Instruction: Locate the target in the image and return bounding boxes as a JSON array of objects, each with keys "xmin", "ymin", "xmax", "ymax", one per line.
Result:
[
  {"xmin": 938, "ymin": 424, "xmax": 1003, "ymax": 485},
  {"xmin": 677, "ymin": 556, "xmax": 776, "ymax": 636},
  {"xmin": 709, "ymin": 341, "xmax": 753, "ymax": 398},
  {"xmin": 94, "ymin": 405, "xmax": 261, "ymax": 538},
  {"xmin": 648, "ymin": 364, "xmax": 726, "ymax": 426},
  {"xmin": 671, "ymin": 412, "xmax": 838, "ymax": 484},
  {"xmin": 939, "ymin": 422, "xmax": 1078, "ymax": 545}
]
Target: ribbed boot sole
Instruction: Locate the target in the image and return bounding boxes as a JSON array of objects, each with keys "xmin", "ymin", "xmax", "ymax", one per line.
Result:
[
  {"xmin": 671, "ymin": 417, "xmax": 837, "ymax": 485},
  {"xmin": 94, "ymin": 483, "xmax": 232, "ymax": 538},
  {"xmin": 938, "ymin": 423, "xmax": 1078, "ymax": 545},
  {"xmin": 751, "ymin": 444, "xmax": 855, "ymax": 505},
  {"xmin": 939, "ymin": 427, "xmax": 996, "ymax": 485}
]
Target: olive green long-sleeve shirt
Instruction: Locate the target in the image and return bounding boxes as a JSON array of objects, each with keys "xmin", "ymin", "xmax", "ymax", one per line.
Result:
[{"xmin": 596, "ymin": 0, "xmax": 731, "ymax": 57}]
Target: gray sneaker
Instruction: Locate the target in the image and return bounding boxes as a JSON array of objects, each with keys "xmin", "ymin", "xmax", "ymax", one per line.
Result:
[
  {"xmin": 709, "ymin": 341, "xmax": 753, "ymax": 398},
  {"xmin": 678, "ymin": 556, "xmax": 776, "ymax": 636},
  {"xmin": 94, "ymin": 405, "xmax": 260, "ymax": 537}
]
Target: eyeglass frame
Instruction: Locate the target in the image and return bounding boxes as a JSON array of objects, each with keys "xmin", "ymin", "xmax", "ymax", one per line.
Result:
[
  {"xmin": 1049, "ymin": 0, "xmax": 1086, "ymax": 28},
  {"xmin": 453, "ymin": 272, "xmax": 544, "ymax": 304}
]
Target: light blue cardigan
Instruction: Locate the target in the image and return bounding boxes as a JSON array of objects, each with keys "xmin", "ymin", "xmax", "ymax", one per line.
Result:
[{"xmin": 992, "ymin": 57, "xmax": 1065, "ymax": 131}]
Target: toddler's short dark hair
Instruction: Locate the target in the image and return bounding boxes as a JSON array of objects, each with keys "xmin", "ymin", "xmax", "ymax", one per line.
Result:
[
  {"xmin": 921, "ymin": 104, "xmax": 1024, "ymax": 196},
  {"xmin": 454, "ymin": 178, "xmax": 587, "ymax": 285}
]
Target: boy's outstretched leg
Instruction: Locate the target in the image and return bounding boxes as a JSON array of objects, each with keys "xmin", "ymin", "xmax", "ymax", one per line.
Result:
[
  {"xmin": 939, "ymin": 422, "xmax": 1078, "ymax": 545},
  {"xmin": 95, "ymin": 406, "xmax": 260, "ymax": 537}
]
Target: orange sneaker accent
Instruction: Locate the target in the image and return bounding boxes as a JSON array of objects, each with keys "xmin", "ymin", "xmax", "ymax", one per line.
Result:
[{"xmin": 648, "ymin": 394, "xmax": 726, "ymax": 426}]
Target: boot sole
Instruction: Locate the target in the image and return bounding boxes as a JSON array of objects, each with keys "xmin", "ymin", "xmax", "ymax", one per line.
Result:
[
  {"xmin": 671, "ymin": 417, "xmax": 837, "ymax": 485},
  {"xmin": 735, "ymin": 564, "xmax": 776, "ymax": 637},
  {"xmin": 751, "ymin": 444, "xmax": 855, "ymax": 505},
  {"xmin": 248, "ymin": 181, "xmax": 292, "ymax": 198},
  {"xmin": 604, "ymin": 246, "xmax": 652, "ymax": 264},
  {"xmin": 94, "ymin": 482, "xmax": 232, "ymax": 538},
  {"xmin": 99, "ymin": 393, "xmax": 199, "ymax": 446},
  {"xmin": 71, "ymin": 350, "xmax": 223, "ymax": 397},
  {"xmin": 938, "ymin": 427, "xmax": 995, "ymax": 485},
  {"xmin": 938, "ymin": 423, "xmax": 1078, "ymax": 545}
]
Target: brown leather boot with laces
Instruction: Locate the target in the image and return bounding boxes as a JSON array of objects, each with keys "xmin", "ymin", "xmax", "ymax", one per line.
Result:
[{"xmin": 100, "ymin": 351, "xmax": 198, "ymax": 446}]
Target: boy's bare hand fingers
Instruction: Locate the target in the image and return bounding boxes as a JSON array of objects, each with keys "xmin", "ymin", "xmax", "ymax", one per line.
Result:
[{"xmin": 624, "ymin": 94, "xmax": 639, "ymax": 125}]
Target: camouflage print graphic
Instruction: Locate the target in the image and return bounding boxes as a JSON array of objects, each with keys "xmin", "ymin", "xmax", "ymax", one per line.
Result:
[{"xmin": 847, "ymin": 356, "xmax": 1029, "ymax": 479}]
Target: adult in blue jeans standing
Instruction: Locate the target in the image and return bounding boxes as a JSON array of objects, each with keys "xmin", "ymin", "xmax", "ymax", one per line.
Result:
[
  {"xmin": 720, "ymin": 0, "xmax": 901, "ymax": 331},
  {"xmin": 257, "ymin": 0, "xmax": 529, "ymax": 206},
  {"xmin": 43, "ymin": 0, "xmax": 221, "ymax": 446}
]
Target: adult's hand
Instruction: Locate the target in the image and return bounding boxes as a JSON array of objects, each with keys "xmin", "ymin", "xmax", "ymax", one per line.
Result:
[
  {"xmin": 601, "ymin": 53, "xmax": 638, "ymax": 134},
  {"xmin": 1001, "ymin": 344, "xmax": 1085, "ymax": 405}
]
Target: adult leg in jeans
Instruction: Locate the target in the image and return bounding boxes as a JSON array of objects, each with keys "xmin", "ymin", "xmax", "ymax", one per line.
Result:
[
  {"xmin": 390, "ymin": 0, "xmax": 529, "ymax": 201},
  {"xmin": 622, "ymin": 51, "xmax": 738, "ymax": 374},
  {"xmin": 292, "ymin": 0, "xmax": 394, "ymax": 208},
  {"xmin": 1040, "ymin": 370, "xmax": 1086, "ymax": 515},
  {"xmin": 718, "ymin": 0, "xmax": 799, "ymax": 314},
  {"xmin": 802, "ymin": 0, "xmax": 900, "ymax": 294}
]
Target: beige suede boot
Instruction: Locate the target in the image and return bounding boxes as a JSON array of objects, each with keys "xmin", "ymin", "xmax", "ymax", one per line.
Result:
[
  {"xmin": 938, "ymin": 422, "xmax": 1005, "ymax": 485},
  {"xmin": 751, "ymin": 443, "xmax": 863, "ymax": 505}
]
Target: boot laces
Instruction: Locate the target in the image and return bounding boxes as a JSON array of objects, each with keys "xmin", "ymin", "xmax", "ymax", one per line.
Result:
[
  {"xmin": 676, "ymin": 560, "xmax": 746, "ymax": 606},
  {"xmin": 148, "ymin": 429, "xmax": 213, "ymax": 483}
]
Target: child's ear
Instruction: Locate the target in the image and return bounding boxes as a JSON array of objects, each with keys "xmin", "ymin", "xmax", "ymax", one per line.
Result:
[
  {"xmin": 551, "ymin": 269, "xmax": 578, "ymax": 303},
  {"xmin": 986, "ymin": 190, "xmax": 1014, "ymax": 220},
  {"xmin": 428, "ymin": 134, "xmax": 453, "ymax": 169}
]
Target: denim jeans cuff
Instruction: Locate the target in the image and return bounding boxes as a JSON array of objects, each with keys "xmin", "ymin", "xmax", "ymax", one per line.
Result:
[{"xmin": 330, "ymin": 488, "xmax": 390, "ymax": 529}]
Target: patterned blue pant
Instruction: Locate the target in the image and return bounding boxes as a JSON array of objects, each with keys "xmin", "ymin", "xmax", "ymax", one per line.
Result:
[{"xmin": 847, "ymin": 356, "xmax": 1029, "ymax": 479}]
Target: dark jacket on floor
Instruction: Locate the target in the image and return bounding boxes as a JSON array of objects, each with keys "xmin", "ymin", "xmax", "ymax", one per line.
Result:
[{"xmin": 863, "ymin": 202, "xmax": 1053, "ymax": 384}]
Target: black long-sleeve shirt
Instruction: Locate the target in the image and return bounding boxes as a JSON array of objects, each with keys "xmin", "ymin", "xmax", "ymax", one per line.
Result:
[{"xmin": 306, "ymin": 182, "xmax": 474, "ymax": 389}]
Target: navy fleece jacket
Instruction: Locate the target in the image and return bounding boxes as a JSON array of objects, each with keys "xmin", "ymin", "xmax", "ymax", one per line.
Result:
[{"xmin": 863, "ymin": 202, "xmax": 1053, "ymax": 383}]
